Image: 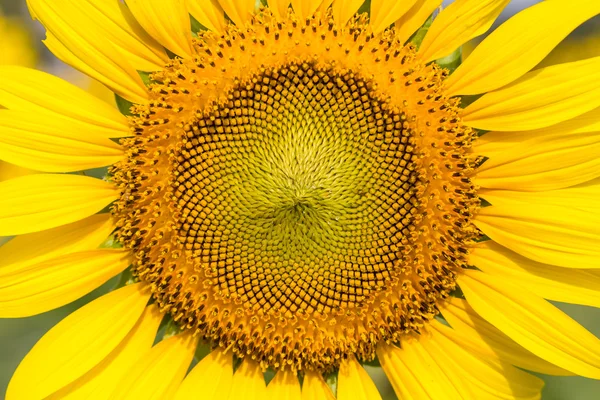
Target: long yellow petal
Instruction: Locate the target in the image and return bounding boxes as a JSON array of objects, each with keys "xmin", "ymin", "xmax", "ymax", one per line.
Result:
[
  {"xmin": 0, "ymin": 66, "xmax": 128, "ymax": 138},
  {"xmin": 377, "ymin": 339, "xmax": 470, "ymax": 399},
  {"xmin": 301, "ymin": 371, "xmax": 335, "ymax": 400},
  {"xmin": 227, "ymin": 359, "xmax": 267, "ymax": 400},
  {"xmin": 0, "ymin": 161, "xmax": 35, "ymax": 182},
  {"xmin": 127, "ymin": 0, "xmax": 193, "ymax": 58},
  {"xmin": 291, "ymin": 0, "xmax": 322, "ymax": 19},
  {"xmin": 270, "ymin": 0, "xmax": 291, "ymax": 18},
  {"xmin": 475, "ymin": 108, "xmax": 600, "ymax": 191},
  {"xmin": 429, "ymin": 321, "xmax": 544, "ymax": 399},
  {"xmin": 61, "ymin": 0, "xmax": 167, "ymax": 70},
  {"xmin": 47, "ymin": 306, "xmax": 163, "ymax": 400},
  {"xmin": 173, "ymin": 350, "xmax": 233, "ymax": 400},
  {"xmin": 6, "ymin": 283, "xmax": 150, "ymax": 400},
  {"xmin": 418, "ymin": 0, "xmax": 509, "ymax": 63},
  {"xmin": 445, "ymin": 1, "xmax": 600, "ymax": 96},
  {"xmin": 440, "ymin": 297, "xmax": 573, "ymax": 376},
  {"xmin": 475, "ymin": 201, "xmax": 600, "ymax": 269},
  {"xmin": 459, "ymin": 270, "xmax": 600, "ymax": 379},
  {"xmin": 463, "ymin": 57, "xmax": 600, "ymax": 131},
  {"xmin": 0, "ymin": 213, "xmax": 113, "ymax": 275},
  {"xmin": 318, "ymin": 0, "xmax": 335, "ymax": 13},
  {"xmin": 43, "ymin": 33, "xmax": 147, "ymax": 104},
  {"xmin": 0, "ymin": 110, "xmax": 123, "ymax": 173},
  {"xmin": 26, "ymin": 0, "xmax": 148, "ymax": 103},
  {"xmin": 471, "ymin": 241, "xmax": 600, "ymax": 308},
  {"xmin": 0, "ymin": 174, "xmax": 117, "ymax": 236},
  {"xmin": 111, "ymin": 334, "xmax": 197, "ymax": 400},
  {"xmin": 0, "ymin": 249, "xmax": 129, "ymax": 318},
  {"xmin": 337, "ymin": 356, "xmax": 382, "ymax": 400},
  {"xmin": 188, "ymin": 0, "xmax": 226, "ymax": 32},
  {"xmin": 332, "ymin": 0, "xmax": 364, "ymax": 26},
  {"xmin": 479, "ymin": 181, "xmax": 600, "ymax": 212},
  {"xmin": 370, "ymin": 0, "xmax": 418, "ymax": 35},
  {"xmin": 395, "ymin": 0, "xmax": 442, "ymax": 45},
  {"xmin": 266, "ymin": 370, "xmax": 302, "ymax": 399},
  {"xmin": 218, "ymin": 0, "xmax": 256, "ymax": 26}
]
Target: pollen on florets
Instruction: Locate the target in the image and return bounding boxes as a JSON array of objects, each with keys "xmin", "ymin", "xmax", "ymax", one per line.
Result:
[{"xmin": 110, "ymin": 9, "xmax": 479, "ymax": 372}]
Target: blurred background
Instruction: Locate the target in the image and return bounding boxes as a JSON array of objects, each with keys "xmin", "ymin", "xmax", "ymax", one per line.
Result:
[{"xmin": 0, "ymin": 0, "xmax": 598, "ymax": 398}]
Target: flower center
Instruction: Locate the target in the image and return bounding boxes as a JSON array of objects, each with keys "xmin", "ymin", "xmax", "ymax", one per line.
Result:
[
  {"xmin": 175, "ymin": 61, "xmax": 418, "ymax": 315},
  {"xmin": 111, "ymin": 10, "xmax": 478, "ymax": 372}
]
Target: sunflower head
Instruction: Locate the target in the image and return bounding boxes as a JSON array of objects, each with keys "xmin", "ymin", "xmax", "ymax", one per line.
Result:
[
  {"xmin": 109, "ymin": 7, "xmax": 479, "ymax": 372},
  {"xmin": 3, "ymin": 0, "xmax": 600, "ymax": 399}
]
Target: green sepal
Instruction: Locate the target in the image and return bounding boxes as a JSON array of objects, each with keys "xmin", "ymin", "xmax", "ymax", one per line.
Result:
[
  {"xmin": 409, "ymin": 13, "xmax": 434, "ymax": 49},
  {"xmin": 100, "ymin": 234, "xmax": 124, "ymax": 249},
  {"xmin": 112, "ymin": 267, "xmax": 138, "ymax": 290},
  {"xmin": 138, "ymin": 70, "xmax": 153, "ymax": 87},
  {"xmin": 362, "ymin": 357, "xmax": 381, "ymax": 368},
  {"xmin": 163, "ymin": 317, "xmax": 184, "ymax": 339},
  {"xmin": 190, "ymin": 14, "xmax": 208, "ymax": 36},
  {"xmin": 435, "ymin": 46, "xmax": 462, "ymax": 74},
  {"xmin": 358, "ymin": 0, "xmax": 372, "ymax": 15},
  {"xmin": 193, "ymin": 341, "xmax": 212, "ymax": 362},
  {"xmin": 115, "ymin": 94, "xmax": 134, "ymax": 116},
  {"xmin": 324, "ymin": 369, "xmax": 338, "ymax": 395}
]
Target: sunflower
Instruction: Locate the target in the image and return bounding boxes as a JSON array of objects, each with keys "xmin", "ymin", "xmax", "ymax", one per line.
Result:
[{"xmin": 2, "ymin": 0, "xmax": 600, "ymax": 398}]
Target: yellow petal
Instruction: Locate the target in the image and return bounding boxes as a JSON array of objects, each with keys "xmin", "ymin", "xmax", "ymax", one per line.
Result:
[
  {"xmin": 0, "ymin": 213, "xmax": 113, "ymax": 274},
  {"xmin": 6, "ymin": 283, "xmax": 150, "ymax": 400},
  {"xmin": 459, "ymin": 270, "xmax": 600, "ymax": 379},
  {"xmin": 0, "ymin": 174, "xmax": 117, "ymax": 236},
  {"xmin": 270, "ymin": 0, "xmax": 290, "ymax": 18},
  {"xmin": 377, "ymin": 339, "xmax": 470, "ymax": 399},
  {"xmin": 218, "ymin": 0, "xmax": 256, "ymax": 26},
  {"xmin": 471, "ymin": 241, "xmax": 600, "ymax": 309},
  {"xmin": 429, "ymin": 321, "xmax": 544, "ymax": 399},
  {"xmin": 47, "ymin": 306, "xmax": 163, "ymax": 400},
  {"xmin": 479, "ymin": 181, "xmax": 600, "ymax": 212},
  {"xmin": 370, "ymin": 0, "xmax": 418, "ymax": 35},
  {"xmin": 111, "ymin": 334, "xmax": 197, "ymax": 400},
  {"xmin": 317, "ymin": 0, "xmax": 335, "ymax": 13},
  {"xmin": 0, "ymin": 249, "xmax": 129, "ymax": 318},
  {"xmin": 173, "ymin": 350, "xmax": 233, "ymax": 400},
  {"xmin": 227, "ymin": 359, "xmax": 267, "ymax": 400},
  {"xmin": 337, "ymin": 356, "xmax": 382, "ymax": 400},
  {"xmin": 0, "ymin": 66, "xmax": 128, "ymax": 139},
  {"xmin": 332, "ymin": 0, "xmax": 364, "ymax": 26},
  {"xmin": 475, "ymin": 201, "xmax": 600, "ymax": 269},
  {"xmin": 291, "ymin": 0, "xmax": 322, "ymax": 20},
  {"xmin": 301, "ymin": 371, "xmax": 335, "ymax": 400},
  {"xmin": 0, "ymin": 160, "xmax": 36, "ymax": 182},
  {"xmin": 475, "ymin": 108, "xmax": 600, "ymax": 191},
  {"xmin": 127, "ymin": 0, "xmax": 193, "ymax": 58},
  {"xmin": 418, "ymin": 0, "xmax": 509, "ymax": 63},
  {"xmin": 266, "ymin": 370, "xmax": 301, "ymax": 399},
  {"xmin": 189, "ymin": 0, "xmax": 226, "ymax": 32},
  {"xmin": 445, "ymin": 1, "xmax": 600, "ymax": 96},
  {"xmin": 26, "ymin": 0, "xmax": 148, "ymax": 103},
  {"xmin": 395, "ymin": 0, "xmax": 442, "ymax": 45},
  {"xmin": 440, "ymin": 297, "xmax": 572, "ymax": 376},
  {"xmin": 463, "ymin": 57, "xmax": 600, "ymax": 131},
  {"xmin": 0, "ymin": 110, "xmax": 124, "ymax": 173},
  {"xmin": 30, "ymin": 0, "xmax": 166, "ymax": 71},
  {"xmin": 42, "ymin": 33, "xmax": 147, "ymax": 104}
]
